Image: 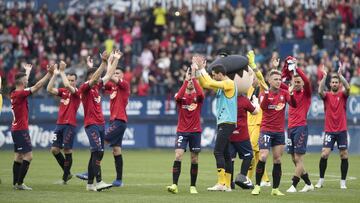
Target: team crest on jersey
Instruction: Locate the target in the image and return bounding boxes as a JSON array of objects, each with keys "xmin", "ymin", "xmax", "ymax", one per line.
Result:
[
  {"xmin": 280, "ymin": 95, "xmax": 284, "ymax": 101},
  {"xmin": 182, "ymin": 103, "xmax": 198, "ymax": 111},
  {"xmin": 94, "ymin": 96, "xmax": 101, "ymax": 103},
  {"xmin": 60, "ymin": 98, "xmax": 70, "ymax": 105},
  {"xmin": 110, "ymin": 91, "xmax": 117, "ymax": 99},
  {"xmin": 275, "ymin": 103, "xmax": 285, "ymax": 111}
]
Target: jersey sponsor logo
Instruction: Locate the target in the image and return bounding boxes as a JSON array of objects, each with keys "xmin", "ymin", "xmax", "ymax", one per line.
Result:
[
  {"xmin": 275, "ymin": 103, "xmax": 285, "ymax": 111},
  {"xmin": 181, "ymin": 103, "xmax": 198, "ymax": 111},
  {"xmin": 60, "ymin": 98, "xmax": 70, "ymax": 105},
  {"xmin": 268, "ymin": 103, "xmax": 285, "ymax": 111},
  {"xmin": 110, "ymin": 91, "xmax": 117, "ymax": 100},
  {"xmin": 94, "ymin": 96, "xmax": 101, "ymax": 103}
]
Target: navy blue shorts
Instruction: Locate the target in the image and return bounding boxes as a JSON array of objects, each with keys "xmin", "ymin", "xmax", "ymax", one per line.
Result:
[
  {"xmin": 175, "ymin": 132, "xmax": 201, "ymax": 153},
  {"xmin": 11, "ymin": 130, "xmax": 32, "ymax": 153},
  {"xmin": 259, "ymin": 131, "xmax": 285, "ymax": 150},
  {"xmin": 323, "ymin": 131, "xmax": 348, "ymax": 150},
  {"xmin": 52, "ymin": 124, "xmax": 76, "ymax": 149},
  {"xmin": 229, "ymin": 140, "xmax": 253, "ymax": 160},
  {"xmin": 287, "ymin": 126, "xmax": 309, "ymax": 154},
  {"xmin": 105, "ymin": 120, "xmax": 127, "ymax": 147},
  {"xmin": 85, "ymin": 124, "xmax": 105, "ymax": 152}
]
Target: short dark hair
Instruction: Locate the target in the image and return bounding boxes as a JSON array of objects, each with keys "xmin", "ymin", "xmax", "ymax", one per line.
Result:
[
  {"xmin": 331, "ymin": 75, "xmax": 339, "ymax": 80},
  {"xmin": 86, "ymin": 68, "xmax": 97, "ymax": 79},
  {"xmin": 15, "ymin": 72, "xmax": 27, "ymax": 85},
  {"xmin": 15, "ymin": 72, "xmax": 27, "ymax": 81},
  {"xmin": 116, "ymin": 67, "xmax": 124, "ymax": 72},
  {"xmin": 212, "ymin": 64, "xmax": 226, "ymax": 75},
  {"xmin": 66, "ymin": 72, "xmax": 77, "ymax": 79}
]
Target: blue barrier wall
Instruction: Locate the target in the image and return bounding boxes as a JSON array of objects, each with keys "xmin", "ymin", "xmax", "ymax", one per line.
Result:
[{"xmin": 1, "ymin": 96, "xmax": 360, "ymax": 153}]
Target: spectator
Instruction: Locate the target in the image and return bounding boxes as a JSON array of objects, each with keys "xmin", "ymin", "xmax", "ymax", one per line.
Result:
[
  {"xmin": 0, "ymin": 0, "xmax": 358, "ymax": 97},
  {"xmin": 191, "ymin": 8, "xmax": 206, "ymax": 43},
  {"xmin": 139, "ymin": 47, "xmax": 154, "ymax": 68},
  {"xmin": 137, "ymin": 78, "xmax": 149, "ymax": 96},
  {"xmin": 233, "ymin": 3, "xmax": 246, "ymax": 29},
  {"xmin": 153, "ymin": 2, "xmax": 166, "ymax": 37}
]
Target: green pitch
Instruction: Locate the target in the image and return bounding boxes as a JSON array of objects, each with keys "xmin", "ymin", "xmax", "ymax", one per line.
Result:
[{"xmin": 0, "ymin": 149, "xmax": 359, "ymax": 203}]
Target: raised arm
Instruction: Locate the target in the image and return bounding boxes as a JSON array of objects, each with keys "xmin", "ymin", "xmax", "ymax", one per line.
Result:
[
  {"xmin": 23, "ymin": 64, "xmax": 32, "ymax": 82},
  {"xmin": 175, "ymin": 68, "xmax": 190, "ymax": 101},
  {"xmin": 247, "ymin": 50, "xmax": 269, "ymax": 91},
  {"xmin": 250, "ymin": 95, "xmax": 260, "ymax": 115},
  {"xmin": 47, "ymin": 64, "xmax": 59, "ymax": 95},
  {"xmin": 30, "ymin": 64, "xmax": 54, "ymax": 93},
  {"xmin": 318, "ymin": 65, "xmax": 327, "ymax": 99},
  {"xmin": 87, "ymin": 56, "xmax": 94, "ymax": 69},
  {"xmin": 338, "ymin": 63, "xmax": 350, "ymax": 96},
  {"xmin": 191, "ymin": 62, "xmax": 204, "ymax": 100},
  {"xmin": 193, "ymin": 55, "xmax": 231, "ymax": 91},
  {"xmin": 339, "ymin": 74, "xmax": 350, "ymax": 96},
  {"xmin": 175, "ymin": 81, "xmax": 187, "ymax": 101},
  {"xmin": 297, "ymin": 68, "xmax": 311, "ymax": 96},
  {"xmin": 88, "ymin": 51, "xmax": 109, "ymax": 87},
  {"xmin": 59, "ymin": 61, "xmax": 76, "ymax": 94},
  {"xmin": 260, "ymin": 91, "xmax": 270, "ymax": 110},
  {"xmin": 102, "ymin": 50, "xmax": 122, "ymax": 84}
]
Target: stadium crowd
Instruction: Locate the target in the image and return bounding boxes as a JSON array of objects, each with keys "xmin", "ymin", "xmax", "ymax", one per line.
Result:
[{"xmin": 0, "ymin": 0, "xmax": 360, "ymax": 97}]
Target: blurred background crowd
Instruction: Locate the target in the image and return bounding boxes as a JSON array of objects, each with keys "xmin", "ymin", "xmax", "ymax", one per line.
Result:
[{"xmin": 0, "ymin": 0, "xmax": 360, "ymax": 97}]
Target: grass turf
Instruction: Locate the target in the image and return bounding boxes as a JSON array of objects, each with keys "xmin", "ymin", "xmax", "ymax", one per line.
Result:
[{"xmin": 0, "ymin": 149, "xmax": 359, "ymax": 203}]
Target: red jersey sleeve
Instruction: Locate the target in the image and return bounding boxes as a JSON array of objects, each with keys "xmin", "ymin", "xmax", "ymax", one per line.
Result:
[
  {"xmin": 57, "ymin": 88, "xmax": 66, "ymax": 97},
  {"xmin": 16, "ymin": 88, "xmax": 32, "ymax": 99},
  {"xmin": 104, "ymin": 82, "xmax": 112, "ymax": 90},
  {"xmin": 98, "ymin": 80, "xmax": 104, "ymax": 90},
  {"xmin": 244, "ymin": 97, "xmax": 256, "ymax": 113},
  {"xmin": 285, "ymin": 90, "xmax": 297, "ymax": 108},
  {"xmin": 260, "ymin": 92, "xmax": 269, "ymax": 110},
  {"xmin": 118, "ymin": 79, "xmax": 130, "ymax": 91},
  {"xmin": 323, "ymin": 92, "xmax": 329, "ymax": 101},
  {"xmin": 193, "ymin": 78, "xmax": 204, "ymax": 103},
  {"xmin": 175, "ymin": 81, "xmax": 188, "ymax": 102},
  {"xmin": 104, "ymin": 82, "xmax": 113, "ymax": 95},
  {"xmin": 280, "ymin": 82, "xmax": 288, "ymax": 90},
  {"xmin": 79, "ymin": 82, "xmax": 90, "ymax": 93},
  {"xmin": 297, "ymin": 68, "xmax": 311, "ymax": 97}
]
